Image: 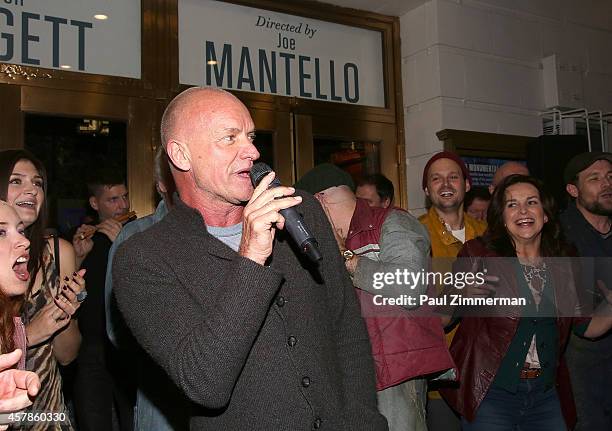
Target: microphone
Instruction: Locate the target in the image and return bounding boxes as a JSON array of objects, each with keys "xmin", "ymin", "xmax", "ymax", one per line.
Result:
[{"xmin": 250, "ymin": 163, "xmax": 322, "ymax": 263}]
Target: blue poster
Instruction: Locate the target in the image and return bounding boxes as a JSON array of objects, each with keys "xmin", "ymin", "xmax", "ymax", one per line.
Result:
[{"xmin": 461, "ymin": 157, "xmax": 527, "ymax": 187}]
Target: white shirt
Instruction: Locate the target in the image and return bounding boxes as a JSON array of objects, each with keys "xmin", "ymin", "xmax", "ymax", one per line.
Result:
[{"xmin": 451, "ymin": 227, "xmax": 466, "ymax": 244}]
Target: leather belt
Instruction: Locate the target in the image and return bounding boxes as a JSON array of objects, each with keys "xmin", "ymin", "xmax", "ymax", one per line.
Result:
[{"xmin": 520, "ymin": 362, "xmax": 542, "ymax": 379}]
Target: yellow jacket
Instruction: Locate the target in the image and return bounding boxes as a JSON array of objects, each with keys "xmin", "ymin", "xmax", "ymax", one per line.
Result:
[
  {"xmin": 419, "ymin": 207, "xmax": 486, "ymax": 399},
  {"xmin": 418, "ymin": 207, "xmax": 487, "ymax": 259}
]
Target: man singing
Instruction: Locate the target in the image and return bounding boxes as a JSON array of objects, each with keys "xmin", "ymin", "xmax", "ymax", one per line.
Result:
[{"xmin": 112, "ymin": 88, "xmax": 387, "ymax": 430}]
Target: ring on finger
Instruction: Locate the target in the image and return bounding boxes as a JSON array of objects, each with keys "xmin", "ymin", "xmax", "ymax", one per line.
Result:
[{"xmin": 76, "ymin": 290, "xmax": 88, "ymax": 303}]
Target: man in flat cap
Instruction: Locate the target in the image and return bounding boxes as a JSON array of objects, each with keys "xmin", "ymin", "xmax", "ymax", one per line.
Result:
[
  {"xmin": 561, "ymin": 151, "xmax": 612, "ymax": 431},
  {"xmin": 296, "ymin": 163, "xmax": 453, "ymax": 431}
]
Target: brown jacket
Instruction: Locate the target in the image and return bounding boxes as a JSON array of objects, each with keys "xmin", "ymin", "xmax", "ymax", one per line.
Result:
[{"xmin": 440, "ymin": 238, "xmax": 588, "ymax": 428}]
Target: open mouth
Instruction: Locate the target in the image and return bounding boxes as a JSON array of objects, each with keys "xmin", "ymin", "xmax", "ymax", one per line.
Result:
[
  {"xmin": 439, "ymin": 190, "xmax": 455, "ymax": 198},
  {"xmin": 515, "ymin": 218, "xmax": 535, "ymax": 227},
  {"xmin": 236, "ymin": 167, "xmax": 253, "ymax": 180},
  {"xmin": 12, "ymin": 254, "xmax": 30, "ymax": 282},
  {"xmin": 15, "ymin": 200, "xmax": 37, "ymax": 210}
]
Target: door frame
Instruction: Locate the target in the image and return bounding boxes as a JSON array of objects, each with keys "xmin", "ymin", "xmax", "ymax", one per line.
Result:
[{"xmin": 4, "ymin": 85, "xmax": 160, "ymax": 217}]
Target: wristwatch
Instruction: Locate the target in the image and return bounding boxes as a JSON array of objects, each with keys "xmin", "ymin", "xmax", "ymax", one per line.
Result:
[{"xmin": 342, "ymin": 249, "xmax": 355, "ymax": 262}]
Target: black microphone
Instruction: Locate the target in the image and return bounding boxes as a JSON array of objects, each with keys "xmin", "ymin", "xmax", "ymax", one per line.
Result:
[{"xmin": 250, "ymin": 163, "xmax": 322, "ymax": 263}]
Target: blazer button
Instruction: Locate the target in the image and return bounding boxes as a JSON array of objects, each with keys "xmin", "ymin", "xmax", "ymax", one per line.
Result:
[
  {"xmin": 313, "ymin": 418, "xmax": 322, "ymax": 429},
  {"xmin": 302, "ymin": 376, "xmax": 311, "ymax": 387},
  {"xmin": 276, "ymin": 296, "xmax": 286, "ymax": 307},
  {"xmin": 287, "ymin": 336, "xmax": 297, "ymax": 347}
]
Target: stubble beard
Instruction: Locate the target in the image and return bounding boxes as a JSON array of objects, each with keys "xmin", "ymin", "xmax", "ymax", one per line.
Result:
[
  {"xmin": 581, "ymin": 197, "xmax": 612, "ymax": 217},
  {"xmin": 582, "ymin": 201, "xmax": 612, "ymax": 217},
  {"xmin": 431, "ymin": 192, "xmax": 462, "ymax": 212}
]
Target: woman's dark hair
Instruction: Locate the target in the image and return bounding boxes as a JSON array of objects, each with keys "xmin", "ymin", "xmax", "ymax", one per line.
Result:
[
  {"xmin": 0, "ymin": 149, "xmax": 48, "ymax": 292},
  {"xmin": 483, "ymin": 174, "xmax": 568, "ymax": 257},
  {"xmin": 0, "ymin": 293, "xmax": 19, "ymax": 354}
]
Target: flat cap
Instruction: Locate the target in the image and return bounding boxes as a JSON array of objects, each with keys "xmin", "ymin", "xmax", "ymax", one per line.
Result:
[
  {"xmin": 563, "ymin": 152, "xmax": 612, "ymax": 184},
  {"xmin": 294, "ymin": 163, "xmax": 355, "ymax": 194}
]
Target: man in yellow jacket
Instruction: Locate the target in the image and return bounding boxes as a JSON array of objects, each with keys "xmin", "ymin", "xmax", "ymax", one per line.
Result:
[{"xmin": 419, "ymin": 151, "xmax": 486, "ymax": 431}]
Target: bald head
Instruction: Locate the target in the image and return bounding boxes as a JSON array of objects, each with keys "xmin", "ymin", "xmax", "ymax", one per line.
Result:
[
  {"xmin": 490, "ymin": 162, "xmax": 529, "ymax": 193},
  {"xmin": 160, "ymin": 87, "xmax": 244, "ymax": 150},
  {"xmin": 159, "ymin": 87, "xmax": 259, "ymax": 214}
]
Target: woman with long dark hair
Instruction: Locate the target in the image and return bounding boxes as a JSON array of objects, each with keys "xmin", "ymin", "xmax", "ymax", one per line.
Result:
[
  {"xmin": 441, "ymin": 174, "xmax": 612, "ymax": 430},
  {"xmin": 0, "ymin": 149, "xmax": 85, "ymax": 431}
]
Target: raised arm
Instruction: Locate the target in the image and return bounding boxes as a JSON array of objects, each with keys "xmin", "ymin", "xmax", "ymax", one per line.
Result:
[
  {"xmin": 50, "ymin": 238, "xmax": 83, "ymax": 365},
  {"xmin": 25, "ymin": 239, "xmax": 83, "ymax": 366}
]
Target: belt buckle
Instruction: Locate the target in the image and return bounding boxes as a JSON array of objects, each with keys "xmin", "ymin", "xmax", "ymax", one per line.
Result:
[{"xmin": 520, "ymin": 367, "xmax": 542, "ymax": 379}]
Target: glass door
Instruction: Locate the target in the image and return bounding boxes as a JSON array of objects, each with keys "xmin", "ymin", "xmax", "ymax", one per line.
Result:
[
  {"xmin": 294, "ymin": 113, "xmax": 400, "ymax": 205},
  {"xmin": 249, "ymin": 107, "xmax": 293, "ymax": 186},
  {"xmin": 245, "ymin": 105, "xmax": 401, "ymax": 206}
]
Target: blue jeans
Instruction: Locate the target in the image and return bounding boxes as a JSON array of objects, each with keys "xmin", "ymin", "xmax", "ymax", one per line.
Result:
[
  {"xmin": 566, "ymin": 334, "xmax": 612, "ymax": 431},
  {"xmin": 461, "ymin": 377, "xmax": 567, "ymax": 431}
]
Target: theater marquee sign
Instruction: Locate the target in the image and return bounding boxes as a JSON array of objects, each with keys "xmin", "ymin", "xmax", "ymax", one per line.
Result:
[
  {"xmin": 0, "ymin": 0, "xmax": 141, "ymax": 78},
  {"xmin": 179, "ymin": 0, "xmax": 386, "ymax": 107}
]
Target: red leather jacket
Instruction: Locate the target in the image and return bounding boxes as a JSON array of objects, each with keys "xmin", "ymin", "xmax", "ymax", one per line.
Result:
[
  {"xmin": 346, "ymin": 200, "xmax": 455, "ymax": 391},
  {"xmin": 440, "ymin": 239, "xmax": 588, "ymax": 428}
]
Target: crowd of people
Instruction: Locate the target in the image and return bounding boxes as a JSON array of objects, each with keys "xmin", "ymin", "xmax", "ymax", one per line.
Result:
[{"xmin": 0, "ymin": 86, "xmax": 611, "ymax": 431}]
